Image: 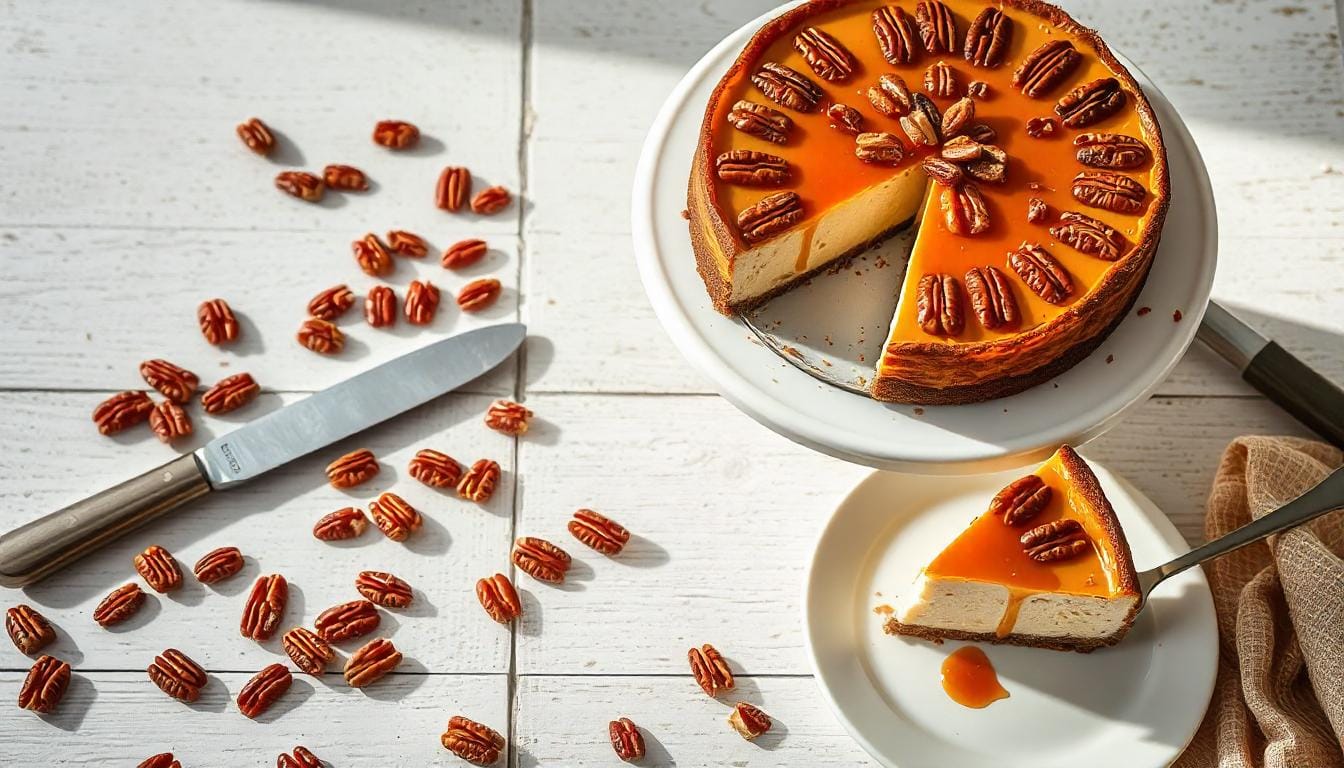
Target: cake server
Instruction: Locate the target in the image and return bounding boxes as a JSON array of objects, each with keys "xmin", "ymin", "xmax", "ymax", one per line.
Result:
[{"xmin": 0, "ymin": 322, "xmax": 526, "ymax": 588}]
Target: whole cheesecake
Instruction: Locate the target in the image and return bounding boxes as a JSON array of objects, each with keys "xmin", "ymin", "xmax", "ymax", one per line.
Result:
[{"xmin": 687, "ymin": 0, "xmax": 1169, "ymax": 404}]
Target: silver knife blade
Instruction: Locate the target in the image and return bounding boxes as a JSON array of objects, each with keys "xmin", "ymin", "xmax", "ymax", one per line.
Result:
[
  {"xmin": 195, "ymin": 323, "xmax": 524, "ymax": 489},
  {"xmin": 1197, "ymin": 300, "xmax": 1269, "ymax": 370}
]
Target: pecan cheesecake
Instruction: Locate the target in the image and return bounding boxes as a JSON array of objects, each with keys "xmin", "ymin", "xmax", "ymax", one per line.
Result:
[
  {"xmin": 886, "ymin": 445, "xmax": 1140, "ymax": 652},
  {"xmin": 687, "ymin": 0, "xmax": 1169, "ymax": 403}
]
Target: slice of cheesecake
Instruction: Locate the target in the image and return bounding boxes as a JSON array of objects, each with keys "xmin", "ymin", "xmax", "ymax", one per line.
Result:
[{"xmin": 887, "ymin": 445, "xmax": 1139, "ymax": 652}]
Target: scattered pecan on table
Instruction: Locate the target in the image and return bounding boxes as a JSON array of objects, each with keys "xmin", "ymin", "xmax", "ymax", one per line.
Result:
[
  {"xmin": 470, "ymin": 185, "xmax": 511, "ymax": 215},
  {"xmin": 237, "ymin": 663, "xmax": 292, "ymax": 719},
  {"xmin": 323, "ymin": 164, "xmax": 368, "ymax": 191},
  {"xmin": 275, "ymin": 171, "xmax": 324, "ymax": 202},
  {"xmin": 365, "ymin": 285, "xmax": 397, "ymax": 327},
  {"xmin": 193, "ymin": 546, "xmax": 244, "ymax": 584},
  {"xmin": 728, "ymin": 702, "xmax": 773, "ymax": 740},
  {"xmin": 240, "ymin": 573, "xmax": 288, "ymax": 642},
  {"xmin": 568, "ymin": 509, "xmax": 630, "ymax": 556},
  {"xmin": 134, "ymin": 544, "xmax": 183, "ymax": 593},
  {"xmin": 201, "ymin": 373, "xmax": 259, "ymax": 415},
  {"xmin": 139, "ymin": 359, "xmax": 199, "ymax": 403},
  {"xmin": 344, "ymin": 638, "xmax": 401, "ymax": 687},
  {"xmin": 307, "ymin": 284, "xmax": 355, "ymax": 320},
  {"xmin": 456, "ymin": 278, "xmax": 502, "ymax": 312},
  {"xmin": 282, "ymin": 627, "xmax": 334, "ymax": 677},
  {"xmin": 235, "ymin": 117, "xmax": 274, "ymax": 155},
  {"xmin": 326, "ymin": 448, "xmax": 379, "ymax": 489},
  {"xmin": 484, "ymin": 400, "xmax": 532, "ymax": 436},
  {"xmin": 356, "ymin": 571, "xmax": 413, "ymax": 609},
  {"xmin": 92, "ymin": 391, "xmax": 154, "ymax": 435},
  {"xmin": 442, "ymin": 238, "xmax": 488, "ymax": 270},
  {"xmin": 372, "ymin": 120, "xmax": 419, "ymax": 150},
  {"xmin": 441, "ymin": 715, "xmax": 505, "ymax": 766},
  {"xmin": 512, "ymin": 537, "xmax": 572, "ymax": 584},
  {"xmin": 457, "ymin": 459, "xmax": 501, "ymax": 503},
  {"xmin": 369, "ymin": 491, "xmax": 422, "ymax": 541},
  {"xmin": 313, "ymin": 507, "xmax": 368, "ymax": 541},
  {"xmin": 314, "ymin": 599, "xmax": 380, "ymax": 644},
  {"xmin": 148, "ymin": 400, "xmax": 192, "ymax": 443},
  {"xmin": 386, "ymin": 229, "xmax": 429, "ymax": 257},
  {"xmin": 436, "ymin": 166, "xmax": 471, "ymax": 212},
  {"xmin": 404, "ymin": 279, "xmax": 440, "ymax": 325},
  {"xmin": 475, "ymin": 573, "xmax": 521, "ymax": 624},
  {"xmin": 18, "ymin": 655, "xmax": 71, "ymax": 714},
  {"xmin": 137, "ymin": 754, "xmax": 181, "ymax": 768},
  {"xmin": 609, "ymin": 717, "xmax": 646, "ymax": 762},
  {"xmin": 5, "ymin": 605, "xmax": 56, "ymax": 655},
  {"xmin": 408, "ymin": 449, "xmax": 462, "ymax": 488},
  {"xmin": 277, "ymin": 746, "xmax": 323, "ymax": 768},
  {"xmin": 93, "ymin": 583, "xmax": 144, "ymax": 628},
  {"xmin": 147, "ymin": 648, "xmax": 207, "ymax": 702},
  {"xmin": 296, "ymin": 317, "xmax": 344, "ymax": 354},
  {"xmin": 688, "ymin": 643, "xmax": 735, "ymax": 697}
]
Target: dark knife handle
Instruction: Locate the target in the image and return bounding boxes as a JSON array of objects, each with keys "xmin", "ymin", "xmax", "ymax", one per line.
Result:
[
  {"xmin": 0, "ymin": 454, "xmax": 211, "ymax": 588},
  {"xmin": 1243, "ymin": 341, "xmax": 1344, "ymax": 450}
]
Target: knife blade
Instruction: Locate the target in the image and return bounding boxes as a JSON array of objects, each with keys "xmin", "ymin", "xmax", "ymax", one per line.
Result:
[{"xmin": 0, "ymin": 323, "xmax": 525, "ymax": 587}]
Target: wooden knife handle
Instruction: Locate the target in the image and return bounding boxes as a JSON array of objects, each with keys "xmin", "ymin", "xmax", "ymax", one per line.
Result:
[
  {"xmin": 0, "ymin": 454, "xmax": 211, "ymax": 588},
  {"xmin": 1243, "ymin": 342, "xmax": 1344, "ymax": 450}
]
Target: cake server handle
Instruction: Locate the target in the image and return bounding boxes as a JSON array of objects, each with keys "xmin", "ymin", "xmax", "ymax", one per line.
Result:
[{"xmin": 1136, "ymin": 465, "xmax": 1344, "ymax": 603}]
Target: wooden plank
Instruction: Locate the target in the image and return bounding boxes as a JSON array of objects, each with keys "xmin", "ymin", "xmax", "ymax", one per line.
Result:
[
  {"xmin": 0, "ymin": 671, "xmax": 507, "ymax": 766},
  {"xmin": 0, "ymin": 391, "xmax": 517, "ymax": 674}
]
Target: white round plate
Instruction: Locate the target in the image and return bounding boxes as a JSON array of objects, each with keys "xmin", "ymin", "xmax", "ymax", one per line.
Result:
[
  {"xmin": 632, "ymin": 2, "xmax": 1218, "ymax": 473},
  {"xmin": 803, "ymin": 461, "xmax": 1217, "ymax": 768}
]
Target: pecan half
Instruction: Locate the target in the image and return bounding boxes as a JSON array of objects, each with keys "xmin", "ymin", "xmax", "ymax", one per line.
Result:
[
  {"xmin": 964, "ymin": 266, "xmax": 1020, "ymax": 330},
  {"xmin": 751, "ymin": 62, "xmax": 821, "ymax": 112},
  {"xmin": 964, "ymin": 8, "xmax": 1011, "ymax": 68},
  {"xmin": 278, "ymin": 747, "xmax": 323, "ymax": 768},
  {"xmin": 964, "ymin": 143, "xmax": 1007, "ymax": 184},
  {"xmin": 1026, "ymin": 116, "xmax": 1057, "ymax": 138},
  {"xmin": 443, "ymin": 238, "xmax": 488, "ymax": 269},
  {"xmin": 297, "ymin": 317, "xmax": 344, "ymax": 354},
  {"xmin": 471, "ymin": 186, "xmax": 512, "ymax": 215},
  {"xmin": 486, "ymin": 400, "xmax": 532, "ymax": 436},
  {"xmin": 345, "ymin": 638, "xmax": 401, "ymax": 687},
  {"xmin": 568, "ymin": 509, "xmax": 630, "ymax": 555},
  {"xmin": 715, "ymin": 150, "xmax": 790, "ymax": 186},
  {"xmin": 870, "ymin": 73, "xmax": 913, "ymax": 116},
  {"xmin": 939, "ymin": 182, "xmax": 990, "ymax": 235},
  {"xmin": 282, "ymin": 627, "xmax": 334, "ymax": 676},
  {"xmin": 372, "ymin": 120, "xmax": 419, "ymax": 149},
  {"xmin": 726, "ymin": 100, "xmax": 791, "ymax": 144},
  {"xmin": 1072, "ymin": 171, "xmax": 1147, "ymax": 214},
  {"xmin": 387, "ymin": 230, "xmax": 428, "ymax": 257},
  {"xmin": 442, "ymin": 716, "xmax": 505, "ymax": 766},
  {"xmin": 93, "ymin": 391, "xmax": 154, "ymax": 435},
  {"xmin": 476, "ymin": 573, "xmax": 522, "ymax": 624},
  {"xmin": 315, "ymin": 599, "xmax": 380, "ymax": 644},
  {"xmin": 916, "ymin": 273, "xmax": 965, "ymax": 337},
  {"xmin": 1075, "ymin": 132, "xmax": 1150, "ymax": 169},
  {"xmin": 409, "ymin": 449, "xmax": 462, "ymax": 488},
  {"xmin": 1009, "ymin": 243, "xmax": 1074, "ymax": 304},
  {"xmin": 940, "ymin": 135, "xmax": 983, "ymax": 162},
  {"xmin": 370, "ymin": 491, "xmax": 422, "ymax": 542},
  {"xmin": 867, "ymin": 85, "xmax": 901, "ymax": 118},
  {"xmin": 940, "ymin": 96, "xmax": 974, "ymax": 138},
  {"xmin": 308, "ymin": 285, "xmax": 355, "ymax": 322},
  {"xmin": 365, "ymin": 285, "xmax": 396, "ymax": 327},
  {"xmin": 236, "ymin": 117, "xmax": 274, "ymax": 155},
  {"xmin": 1012, "ymin": 40, "xmax": 1080, "ymax": 97},
  {"xmin": 323, "ymin": 164, "xmax": 368, "ymax": 191},
  {"xmin": 404, "ymin": 280, "xmax": 440, "ymax": 325},
  {"xmin": 737, "ymin": 191, "xmax": 803, "ymax": 243},
  {"xmin": 240, "ymin": 574, "xmax": 287, "ymax": 641},
  {"xmin": 5, "ymin": 605, "xmax": 55, "ymax": 655},
  {"xmin": 728, "ymin": 702, "xmax": 772, "ymax": 741},
  {"xmin": 610, "ymin": 718, "xmax": 646, "ymax": 762},
  {"xmin": 989, "ymin": 475, "xmax": 1052, "ymax": 526},
  {"xmin": 457, "ymin": 278, "xmax": 502, "ymax": 312},
  {"xmin": 1027, "ymin": 197, "xmax": 1049, "ymax": 224},
  {"xmin": 1056, "ymin": 78, "xmax": 1125, "ymax": 128},
  {"xmin": 357, "ymin": 571, "xmax": 413, "ymax": 609},
  {"xmin": 924, "ymin": 60, "xmax": 957, "ymax": 98},
  {"xmin": 353, "ymin": 233, "xmax": 393, "ymax": 277},
  {"xmin": 689, "ymin": 644, "xmax": 734, "ymax": 697},
  {"xmin": 437, "ymin": 166, "xmax": 472, "ymax": 211},
  {"xmin": 458, "ymin": 458, "xmax": 502, "ymax": 503},
  {"xmin": 19, "ymin": 655, "xmax": 70, "ymax": 714},
  {"xmin": 513, "ymin": 537, "xmax": 572, "ymax": 584},
  {"xmin": 921, "ymin": 157, "xmax": 964, "ymax": 187},
  {"xmin": 94, "ymin": 583, "xmax": 144, "ymax": 627},
  {"xmin": 872, "ymin": 5, "xmax": 918, "ymax": 65},
  {"xmin": 138, "ymin": 754, "xmax": 180, "ymax": 768},
  {"xmin": 201, "ymin": 372, "xmax": 259, "ymax": 414},
  {"xmin": 900, "ymin": 93, "xmax": 942, "ymax": 145},
  {"xmin": 326, "ymin": 448, "xmax": 379, "ymax": 489},
  {"xmin": 237, "ymin": 663, "xmax": 292, "ymax": 719},
  {"xmin": 964, "ymin": 122, "xmax": 997, "ymax": 144},
  {"xmin": 1021, "ymin": 519, "xmax": 1091, "ymax": 562},
  {"xmin": 1051, "ymin": 211, "xmax": 1129, "ymax": 260},
  {"xmin": 198, "ymin": 298, "xmax": 240, "ymax": 345},
  {"xmin": 148, "ymin": 648, "xmax": 207, "ymax": 702},
  {"xmin": 275, "ymin": 171, "xmax": 324, "ymax": 202},
  {"xmin": 149, "ymin": 401, "xmax": 192, "ymax": 443},
  {"xmin": 915, "ymin": 1, "xmax": 956, "ymax": 55},
  {"xmin": 134, "ymin": 545, "xmax": 183, "ymax": 593},
  {"xmin": 139, "ymin": 359, "xmax": 199, "ymax": 404},
  {"xmin": 193, "ymin": 546, "xmax": 244, "ymax": 584},
  {"xmin": 313, "ymin": 507, "xmax": 368, "ymax": 541},
  {"xmin": 826, "ymin": 103, "xmax": 864, "ymax": 135},
  {"xmin": 855, "ymin": 132, "xmax": 905, "ymax": 165},
  {"xmin": 794, "ymin": 26, "xmax": 854, "ymax": 82}
]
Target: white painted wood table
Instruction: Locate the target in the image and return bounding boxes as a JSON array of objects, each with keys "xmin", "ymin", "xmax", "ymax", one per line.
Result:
[{"xmin": 1, "ymin": 1, "xmax": 1340, "ymax": 765}]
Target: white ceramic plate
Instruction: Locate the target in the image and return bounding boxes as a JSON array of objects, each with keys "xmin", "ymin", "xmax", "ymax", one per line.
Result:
[
  {"xmin": 632, "ymin": 2, "xmax": 1218, "ymax": 473},
  {"xmin": 802, "ymin": 460, "xmax": 1217, "ymax": 768}
]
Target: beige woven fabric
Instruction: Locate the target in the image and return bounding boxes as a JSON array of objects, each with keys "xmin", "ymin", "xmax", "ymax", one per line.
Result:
[{"xmin": 1175, "ymin": 436, "xmax": 1344, "ymax": 768}]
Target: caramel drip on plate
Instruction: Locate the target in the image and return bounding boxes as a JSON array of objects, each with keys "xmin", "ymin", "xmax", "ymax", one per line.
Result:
[{"xmin": 940, "ymin": 646, "xmax": 1010, "ymax": 708}]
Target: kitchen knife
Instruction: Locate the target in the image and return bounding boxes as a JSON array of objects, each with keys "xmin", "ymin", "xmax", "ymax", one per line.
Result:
[
  {"xmin": 1198, "ymin": 301, "xmax": 1344, "ymax": 448},
  {"xmin": 0, "ymin": 322, "xmax": 526, "ymax": 588}
]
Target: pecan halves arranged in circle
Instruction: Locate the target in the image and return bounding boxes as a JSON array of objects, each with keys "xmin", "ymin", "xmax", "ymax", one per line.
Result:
[
  {"xmin": 737, "ymin": 191, "xmax": 803, "ymax": 243},
  {"xmin": 437, "ymin": 166, "xmax": 471, "ymax": 211},
  {"xmin": 924, "ymin": 60, "xmax": 957, "ymax": 98},
  {"xmin": 512, "ymin": 537, "xmax": 572, "ymax": 584},
  {"xmin": 940, "ymin": 135, "xmax": 983, "ymax": 163},
  {"xmin": 297, "ymin": 317, "xmax": 344, "ymax": 354},
  {"xmin": 1021, "ymin": 519, "xmax": 1092, "ymax": 562},
  {"xmin": 714, "ymin": 150, "xmax": 790, "ymax": 186},
  {"xmin": 794, "ymin": 26, "xmax": 854, "ymax": 82},
  {"xmin": 689, "ymin": 643, "xmax": 735, "ymax": 697},
  {"xmin": 826, "ymin": 103, "xmax": 865, "ymax": 135},
  {"xmin": 408, "ymin": 449, "xmax": 463, "ymax": 488},
  {"xmin": 307, "ymin": 284, "xmax": 356, "ymax": 321},
  {"xmin": 458, "ymin": 458, "xmax": 502, "ymax": 503},
  {"xmin": 964, "ymin": 8, "xmax": 1011, "ymax": 68},
  {"xmin": 353, "ymin": 233, "xmax": 393, "ymax": 277},
  {"xmin": 326, "ymin": 448, "xmax": 379, "ymax": 489},
  {"xmin": 202, "ymin": 372, "xmax": 260, "ymax": 414},
  {"xmin": 323, "ymin": 164, "xmax": 368, "ymax": 191},
  {"xmin": 939, "ymin": 182, "xmax": 990, "ymax": 236},
  {"xmin": 964, "ymin": 266, "xmax": 1020, "ymax": 331},
  {"xmin": 240, "ymin": 573, "xmax": 288, "ymax": 641},
  {"xmin": 6, "ymin": 605, "xmax": 56, "ymax": 655},
  {"xmin": 915, "ymin": 1, "xmax": 956, "ymax": 55},
  {"xmin": 442, "ymin": 715, "xmax": 505, "ymax": 766},
  {"xmin": 1051, "ymin": 211, "xmax": 1130, "ymax": 260},
  {"xmin": 442, "ymin": 238, "xmax": 488, "ymax": 270},
  {"xmin": 872, "ymin": 5, "xmax": 918, "ymax": 65},
  {"xmin": 856, "ymin": 133, "xmax": 905, "ymax": 166},
  {"xmin": 1072, "ymin": 171, "xmax": 1147, "ymax": 214},
  {"xmin": 149, "ymin": 401, "xmax": 193, "ymax": 442},
  {"xmin": 18, "ymin": 654, "xmax": 70, "ymax": 714},
  {"xmin": 139, "ymin": 359, "xmax": 199, "ymax": 403},
  {"xmin": 94, "ymin": 582, "xmax": 144, "ymax": 627},
  {"xmin": 964, "ymin": 143, "xmax": 1007, "ymax": 184},
  {"xmin": 900, "ymin": 93, "xmax": 942, "ymax": 146},
  {"xmin": 370, "ymin": 491, "xmax": 422, "ymax": 541},
  {"xmin": 485, "ymin": 399, "xmax": 533, "ymax": 436},
  {"xmin": 138, "ymin": 753, "xmax": 181, "ymax": 768},
  {"xmin": 1012, "ymin": 40, "xmax": 1081, "ymax": 97},
  {"xmin": 471, "ymin": 186, "xmax": 512, "ymax": 215},
  {"xmin": 315, "ymin": 599, "xmax": 381, "ymax": 643},
  {"xmin": 610, "ymin": 717, "xmax": 646, "ymax": 762},
  {"xmin": 404, "ymin": 280, "xmax": 441, "ymax": 325},
  {"xmin": 568, "ymin": 509, "xmax": 630, "ymax": 556},
  {"xmin": 372, "ymin": 119, "xmax": 419, "ymax": 149},
  {"xmin": 939, "ymin": 96, "xmax": 974, "ymax": 139},
  {"xmin": 194, "ymin": 546, "xmax": 244, "ymax": 584},
  {"xmin": 278, "ymin": 746, "xmax": 323, "ymax": 768},
  {"xmin": 728, "ymin": 701, "xmax": 773, "ymax": 741},
  {"xmin": 92, "ymin": 390, "xmax": 154, "ymax": 435},
  {"xmin": 476, "ymin": 573, "xmax": 522, "ymax": 624},
  {"xmin": 356, "ymin": 571, "xmax": 413, "ymax": 609},
  {"xmin": 283, "ymin": 627, "xmax": 334, "ymax": 676},
  {"xmin": 916, "ymin": 273, "xmax": 965, "ymax": 338},
  {"xmin": 1075, "ymin": 133, "xmax": 1150, "ymax": 169},
  {"xmin": 313, "ymin": 507, "xmax": 368, "ymax": 541},
  {"xmin": 147, "ymin": 648, "xmax": 207, "ymax": 702},
  {"xmin": 457, "ymin": 278, "xmax": 502, "ymax": 312},
  {"xmin": 1055, "ymin": 77, "xmax": 1126, "ymax": 129},
  {"xmin": 989, "ymin": 474, "xmax": 1053, "ymax": 526},
  {"xmin": 275, "ymin": 171, "xmax": 324, "ymax": 202},
  {"xmin": 750, "ymin": 62, "xmax": 821, "ymax": 113},
  {"xmin": 134, "ymin": 545, "xmax": 183, "ymax": 593},
  {"xmin": 868, "ymin": 73, "xmax": 912, "ymax": 117},
  {"xmin": 365, "ymin": 285, "xmax": 397, "ymax": 327},
  {"xmin": 726, "ymin": 100, "xmax": 791, "ymax": 144},
  {"xmin": 237, "ymin": 663, "xmax": 292, "ymax": 719},
  {"xmin": 1009, "ymin": 243, "xmax": 1074, "ymax": 304},
  {"xmin": 386, "ymin": 229, "xmax": 428, "ymax": 257},
  {"xmin": 921, "ymin": 157, "xmax": 964, "ymax": 187},
  {"xmin": 344, "ymin": 637, "xmax": 401, "ymax": 687},
  {"xmin": 236, "ymin": 117, "xmax": 274, "ymax": 155}
]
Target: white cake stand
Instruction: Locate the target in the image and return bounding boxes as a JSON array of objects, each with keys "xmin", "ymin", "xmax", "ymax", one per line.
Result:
[{"xmin": 632, "ymin": 3, "xmax": 1218, "ymax": 473}]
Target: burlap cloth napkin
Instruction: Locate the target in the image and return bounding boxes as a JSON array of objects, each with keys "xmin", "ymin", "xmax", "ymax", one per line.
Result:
[{"xmin": 1174, "ymin": 436, "xmax": 1344, "ymax": 767}]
